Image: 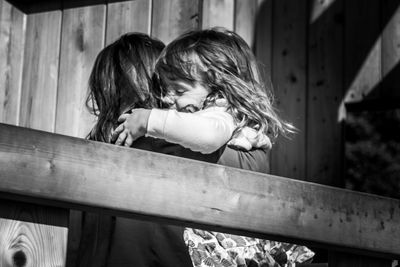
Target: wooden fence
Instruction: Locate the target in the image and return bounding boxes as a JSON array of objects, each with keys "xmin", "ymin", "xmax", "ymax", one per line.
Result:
[
  {"xmin": 0, "ymin": 123, "xmax": 399, "ymax": 266},
  {"xmin": 1, "ymin": 0, "xmax": 399, "ymax": 185},
  {"xmin": 1, "ymin": 0, "xmax": 400, "ymax": 266}
]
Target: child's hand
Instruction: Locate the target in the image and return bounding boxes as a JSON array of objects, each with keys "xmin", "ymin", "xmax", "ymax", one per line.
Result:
[
  {"xmin": 111, "ymin": 108, "xmax": 151, "ymax": 147},
  {"xmin": 228, "ymin": 127, "xmax": 272, "ymax": 150}
]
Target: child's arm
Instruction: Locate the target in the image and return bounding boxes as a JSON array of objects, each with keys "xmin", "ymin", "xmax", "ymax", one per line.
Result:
[
  {"xmin": 147, "ymin": 106, "xmax": 235, "ymax": 153},
  {"xmin": 112, "ymin": 106, "xmax": 235, "ymax": 154}
]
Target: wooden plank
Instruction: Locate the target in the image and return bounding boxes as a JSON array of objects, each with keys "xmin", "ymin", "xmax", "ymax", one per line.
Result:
[
  {"xmin": 381, "ymin": 0, "xmax": 400, "ymax": 99},
  {"xmin": 55, "ymin": 6, "xmax": 105, "ymax": 266},
  {"xmin": 0, "ymin": 123, "xmax": 399, "ymax": 258},
  {"xmin": 106, "ymin": 0, "xmax": 151, "ymax": 45},
  {"xmin": 333, "ymin": 2, "xmax": 391, "ymax": 265},
  {"xmin": 0, "ymin": 199, "xmax": 68, "ymax": 267},
  {"xmin": 342, "ymin": 0, "xmax": 381, "ymax": 105},
  {"xmin": 307, "ymin": 0, "xmax": 344, "ymax": 186},
  {"xmin": 329, "ymin": 252, "xmax": 392, "ymax": 267},
  {"xmin": 14, "ymin": 11, "xmax": 68, "ymax": 267},
  {"xmin": 151, "ymin": 0, "xmax": 200, "ymax": 43},
  {"xmin": 6, "ymin": 0, "xmax": 63, "ymax": 14},
  {"xmin": 270, "ymin": 0, "xmax": 307, "ymax": 180},
  {"xmin": 19, "ymin": 11, "xmax": 62, "ymax": 132},
  {"xmin": 202, "ymin": 0, "xmax": 234, "ymax": 30},
  {"xmin": 234, "ymin": 0, "xmax": 257, "ymax": 48},
  {"xmin": 255, "ymin": 0, "xmax": 273, "ymax": 89},
  {"xmin": 254, "ymin": 0, "xmax": 272, "ymax": 169},
  {"xmin": 0, "ymin": 0, "xmax": 26, "ymax": 125},
  {"xmin": 55, "ymin": 5, "xmax": 105, "ymax": 138}
]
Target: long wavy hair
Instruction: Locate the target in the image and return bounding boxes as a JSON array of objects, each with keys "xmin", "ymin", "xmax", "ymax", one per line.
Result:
[
  {"xmin": 86, "ymin": 33, "xmax": 165, "ymax": 142},
  {"xmin": 154, "ymin": 28, "xmax": 295, "ymax": 142}
]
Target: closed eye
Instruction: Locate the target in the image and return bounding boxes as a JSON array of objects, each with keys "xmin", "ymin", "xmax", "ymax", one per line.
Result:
[{"xmin": 175, "ymin": 89, "xmax": 185, "ymax": 96}]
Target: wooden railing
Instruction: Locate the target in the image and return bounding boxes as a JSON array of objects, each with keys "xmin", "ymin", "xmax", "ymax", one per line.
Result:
[{"xmin": 0, "ymin": 123, "xmax": 399, "ymax": 266}]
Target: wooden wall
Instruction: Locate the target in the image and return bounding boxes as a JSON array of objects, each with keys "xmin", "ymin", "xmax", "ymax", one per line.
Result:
[{"xmin": 1, "ymin": 0, "xmax": 400, "ymax": 266}]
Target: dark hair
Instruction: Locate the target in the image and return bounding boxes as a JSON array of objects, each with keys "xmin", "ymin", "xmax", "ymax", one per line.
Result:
[
  {"xmin": 86, "ymin": 33, "xmax": 165, "ymax": 142},
  {"xmin": 154, "ymin": 28, "xmax": 294, "ymax": 141}
]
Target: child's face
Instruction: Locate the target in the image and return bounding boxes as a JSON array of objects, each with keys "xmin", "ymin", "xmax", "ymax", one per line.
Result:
[{"xmin": 162, "ymin": 81, "xmax": 210, "ymax": 112}]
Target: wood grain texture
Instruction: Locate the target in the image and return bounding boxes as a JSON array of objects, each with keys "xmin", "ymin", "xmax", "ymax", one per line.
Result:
[
  {"xmin": 0, "ymin": 123, "xmax": 399, "ymax": 258},
  {"xmin": 255, "ymin": 0, "xmax": 273, "ymax": 89},
  {"xmin": 65, "ymin": 210, "xmax": 82, "ymax": 267},
  {"xmin": 55, "ymin": 5, "xmax": 105, "ymax": 138},
  {"xmin": 234, "ymin": 0, "xmax": 257, "ymax": 48},
  {"xmin": 54, "ymin": 7, "xmax": 105, "ymax": 266},
  {"xmin": 270, "ymin": 0, "xmax": 307, "ymax": 181},
  {"xmin": 0, "ymin": 200, "xmax": 68, "ymax": 267},
  {"xmin": 342, "ymin": 0, "xmax": 381, "ymax": 105},
  {"xmin": 254, "ymin": 0, "xmax": 272, "ymax": 170},
  {"xmin": 307, "ymin": 0, "xmax": 344, "ymax": 186},
  {"xmin": 329, "ymin": 252, "xmax": 392, "ymax": 267},
  {"xmin": 19, "ymin": 11, "xmax": 62, "ymax": 132},
  {"xmin": 0, "ymin": 0, "xmax": 26, "ymax": 125},
  {"xmin": 152, "ymin": 0, "xmax": 200, "ymax": 43},
  {"xmin": 106, "ymin": 0, "xmax": 151, "ymax": 45},
  {"xmin": 202, "ymin": 0, "xmax": 234, "ymax": 30}
]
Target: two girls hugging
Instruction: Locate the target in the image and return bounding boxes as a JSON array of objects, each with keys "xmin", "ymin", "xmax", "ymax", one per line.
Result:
[{"xmin": 82, "ymin": 28, "xmax": 314, "ymax": 267}]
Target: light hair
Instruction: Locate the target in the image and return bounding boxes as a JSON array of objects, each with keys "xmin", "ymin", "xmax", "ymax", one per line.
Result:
[{"xmin": 154, "ymin": 28, "xmax": 295, "ymax": 142}]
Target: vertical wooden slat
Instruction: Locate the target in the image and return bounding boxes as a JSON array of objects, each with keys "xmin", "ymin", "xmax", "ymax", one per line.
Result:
[
  {"xmin": 254, "ymin": 0, "xmax": 273, "ymax": 170},
  {"xmin": 106, "ymin": 0, "xmax": 151, "ymax": 45},
  {"xmin": 54, "ymin": 5, "xmax": 106, "ymax": 266},
  {"xmin": 270, "ymin": 0, "xmax": 307, "ymax": 180},
  {"xmin": 235, "ymin": 0, "xmax": 257, "ymax": 48},
  {"xmin": 55, "ymin": 5, "xmax": 105, "ymax": 138},
  {"xmin": 255, "ymin": 0, "xmax": 273, "ymax": 89},
  {"xmin": 342, "ymin": 0, "xmax": 381, "ymax": 105},
  {"xmin": 307, "ymin": 0, "xmax": 344, "ymax": 186},
  {"xmin": 0, "ymin": 0, "xmax": 26, "ymax": 125},
  {"xmin": 13, "ymin": 10, "xmax": 68, "ymax": 267},
  {"xmin": 19, "ymin": 11, "xmax": 62, "ymax": 132},
  {"xmin": 202, "ymin": 0, "xmax": 234, "ymax": 30},
  {"xmin": 152, "ymin": 0, "xmax": 201, "ymax": 44},
  {"xmin": 331, "ymin": 2, "xmax": 389, "ymax": 265},
  {"xmin": 381, "ymin": 0, "xmax": 400, "ymax": 99}
]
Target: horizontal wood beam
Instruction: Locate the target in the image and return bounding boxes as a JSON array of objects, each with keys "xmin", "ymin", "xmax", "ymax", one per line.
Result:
[
  {"xmin": 0, "ymin": 123, "xmax": 399, "ymax": 258},
  {"xmin": 6, "ymin": 0, "xmax": 131, "ymax": 14}
]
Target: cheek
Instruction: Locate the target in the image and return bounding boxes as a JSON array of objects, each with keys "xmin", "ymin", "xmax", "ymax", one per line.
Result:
[{"xmin": 175, "ymin": 96, "xmax": 199, "ymax": 109}]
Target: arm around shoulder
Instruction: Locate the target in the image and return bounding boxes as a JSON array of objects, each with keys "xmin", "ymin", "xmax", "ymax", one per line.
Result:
[{"xmin": 146, "ymin": 107, "xmax": 236, "ymax": 154}]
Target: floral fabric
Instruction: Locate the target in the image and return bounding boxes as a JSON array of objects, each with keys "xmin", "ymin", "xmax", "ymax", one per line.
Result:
[{"xmin": 184, "ymin": 228, "xmax": 315, "ymax": 267}]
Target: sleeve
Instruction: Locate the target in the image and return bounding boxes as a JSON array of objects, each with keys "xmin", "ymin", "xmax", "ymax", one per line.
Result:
[
  {"xmin": 146, "ymin": 107, "xmax": 236, "ymax": 154},
  {"xmin": 217, "ymin": 146, "xmax": 270, "ymax": 174}
]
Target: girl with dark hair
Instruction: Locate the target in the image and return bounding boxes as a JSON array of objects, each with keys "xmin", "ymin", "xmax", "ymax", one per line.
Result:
[{"xmin": 86, "ymin": 32, "xmax": 164, "ymax": 142}]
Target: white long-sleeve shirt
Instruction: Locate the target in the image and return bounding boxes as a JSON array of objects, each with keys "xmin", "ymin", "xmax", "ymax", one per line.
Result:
[{"xmin": 146, "ymin": 106, "xmax": 235, "ymax": 154}]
